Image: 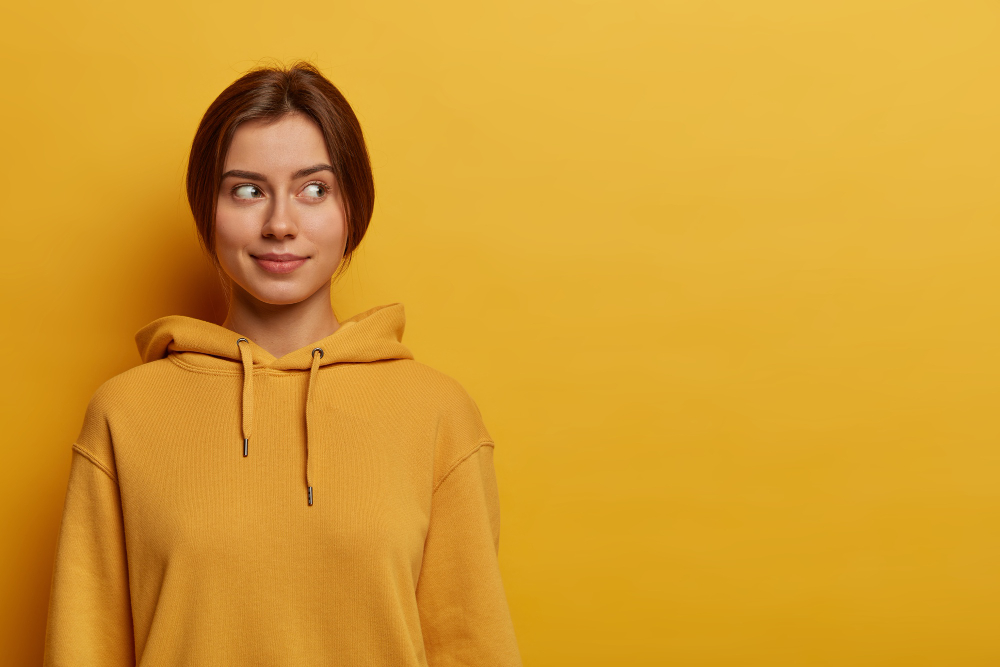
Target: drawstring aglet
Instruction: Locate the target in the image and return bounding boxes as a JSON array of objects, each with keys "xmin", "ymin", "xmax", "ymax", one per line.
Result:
[
  {"xmin": 307, "ymin": 486, "xmax": 314, "ymax": 506},
  {"xmin": 243, "ymin": 438, "xmax": 249, "ymax": 457}
]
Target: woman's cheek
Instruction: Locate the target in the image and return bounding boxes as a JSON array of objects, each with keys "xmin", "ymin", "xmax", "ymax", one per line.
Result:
[
  {"xmin": 213, "ymin": 211, "xmax": 250, "ymax": 275},
  {"xmin": 297, "ymin": 216, "xmax": 343, "ymax": 261}
]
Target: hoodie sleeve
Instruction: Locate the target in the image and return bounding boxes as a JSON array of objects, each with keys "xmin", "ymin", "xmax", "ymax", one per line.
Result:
[
  {"xmin": 43, "ymin": 395, "xmax": 135, "ymax": 666},
  {"xmin": 415, "ymin": 396, "xmax": 522, "ymax": 666}
]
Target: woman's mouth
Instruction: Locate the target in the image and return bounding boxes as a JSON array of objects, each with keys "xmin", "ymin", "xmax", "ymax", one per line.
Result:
[{"xmin": 253, "ymin": 253, "xmax": 308, "ymax": 274}]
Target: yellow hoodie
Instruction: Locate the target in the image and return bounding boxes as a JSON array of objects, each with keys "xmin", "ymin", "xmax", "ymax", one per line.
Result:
[{"xmin": 43, "ymin": 303, "xmax": 521, "ymax": 666}]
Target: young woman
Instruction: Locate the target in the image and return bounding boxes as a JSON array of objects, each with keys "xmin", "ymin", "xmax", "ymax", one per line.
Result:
[{"xmin": 43, "ymin": 62, "xmax": 522, "ymax": 666}]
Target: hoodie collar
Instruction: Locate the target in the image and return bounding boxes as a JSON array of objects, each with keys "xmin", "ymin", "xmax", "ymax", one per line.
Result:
[
  {"xmin": 133, "ymin": 302, "xmax": 413, "ymax": 507},
  {"xmin": 135, "ymin": 302, "xmax": 414, "ymax": 370}
]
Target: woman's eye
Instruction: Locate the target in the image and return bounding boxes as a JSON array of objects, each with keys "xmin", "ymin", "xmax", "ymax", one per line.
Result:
[
  {"xmin": 233, "ymin": 184, "xmax": 264, "ymax": 199},
  {"xmin": 302, "ymin": 183, "xmax": 327, "ymax": 198}
]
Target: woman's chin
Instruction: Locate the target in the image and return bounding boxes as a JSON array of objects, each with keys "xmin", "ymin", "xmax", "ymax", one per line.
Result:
[{"xmin": 236, "ymin": 280, "xmax": 320, "ymax": 307}]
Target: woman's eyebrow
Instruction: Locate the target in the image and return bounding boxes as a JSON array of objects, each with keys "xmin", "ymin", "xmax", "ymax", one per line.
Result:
[
  {"xmin": 292, "ymin": 164, "xmax": 334, "ymax": 178},
  {"xmin": 220, "ymin": 164, "xmax": 334, "ymax": 181}
]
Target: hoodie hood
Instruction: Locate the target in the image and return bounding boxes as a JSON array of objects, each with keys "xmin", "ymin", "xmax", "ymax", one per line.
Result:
[
  {"xmin": 133, "ymin": 302, "xmax": 414, "ymax": 506},
  {"xmin": 136, "ymin": 302, "xmax": 413, "ymax": 369}
]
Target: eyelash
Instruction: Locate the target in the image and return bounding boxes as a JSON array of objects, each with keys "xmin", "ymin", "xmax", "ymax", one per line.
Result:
[{"xmin": 230, "ymin": 181, "xmax": 329, "ymax": 200}]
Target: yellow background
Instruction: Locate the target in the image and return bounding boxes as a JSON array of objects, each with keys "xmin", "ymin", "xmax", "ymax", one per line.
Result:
[{"xmin": 2, "ymin": 0, "xmax": 999, "ymax": 664}]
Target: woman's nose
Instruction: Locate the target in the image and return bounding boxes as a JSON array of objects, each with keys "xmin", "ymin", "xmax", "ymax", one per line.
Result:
[{"xmin": 261, "ymin": 196, "xmax": 298, "ymax": 238}]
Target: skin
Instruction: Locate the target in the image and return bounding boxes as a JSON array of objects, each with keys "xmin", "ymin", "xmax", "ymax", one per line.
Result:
[{"xmin": 214, "ymin": 112, "xmax": 348, "ymax": 358}]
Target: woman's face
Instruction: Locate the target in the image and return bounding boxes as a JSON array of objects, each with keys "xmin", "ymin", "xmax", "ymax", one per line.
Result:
[{"xmin": 214, "ymin": 112, "xmax": 347, "ymax": 306}]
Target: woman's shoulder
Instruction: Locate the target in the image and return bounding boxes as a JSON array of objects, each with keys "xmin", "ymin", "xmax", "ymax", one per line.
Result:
[
  {"xmin": 72, "ymin": 358, "xmax": 177, "ymax": 469},
  {"xmin": 388, "ymin": 359, "xmax": 495, "ymax": 472},
  {"xmin": 384, "ymin": 358, "xmax": 488, "ymax": 423},
  {"xmin": 85, "ymin": 357, "xmax": 181, "ymax": 413}
]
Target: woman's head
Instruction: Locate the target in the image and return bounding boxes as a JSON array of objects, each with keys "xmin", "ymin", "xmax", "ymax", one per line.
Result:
[{"xmin": 186, "ymin": 62, "xmax": 373, "ymax": 306}]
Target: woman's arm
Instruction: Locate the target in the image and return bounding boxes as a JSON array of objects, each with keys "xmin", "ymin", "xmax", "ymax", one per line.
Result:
[
  {"xmin": 43, "ymin": 407, "xmax": 135, "ymax": 665},
  {"xmin": 416, "ymin": 440, "xmax": 522, "ymax": 666}
]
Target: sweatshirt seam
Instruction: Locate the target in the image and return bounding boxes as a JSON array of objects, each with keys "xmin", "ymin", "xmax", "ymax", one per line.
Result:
[
  {"xmin": 169, "ymin": 355, "xmax": 241, "ymax": 375},
  {"xmin": 72, "ymin": 444, "xmax": 119, "ymax": 484},
  {"xmin": 432, "ymin": 439, "xmax": 495, "ymax": 495},
  {"xmin": 169, "ymin": 355, "xmax": 312, "ymax": 377}
]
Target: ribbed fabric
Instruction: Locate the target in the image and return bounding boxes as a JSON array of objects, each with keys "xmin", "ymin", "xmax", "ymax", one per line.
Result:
[{"xmin": 43, "ymin": 302, "xmax": 522, "ymax": 667}]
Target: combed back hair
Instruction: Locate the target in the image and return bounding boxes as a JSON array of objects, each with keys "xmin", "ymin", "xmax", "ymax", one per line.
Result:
[{"xmin": 186, "ymin": 61, "xmax": 374, "ymax": 276}]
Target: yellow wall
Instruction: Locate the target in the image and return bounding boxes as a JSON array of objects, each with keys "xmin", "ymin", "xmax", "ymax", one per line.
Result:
[{"xmin": 2, "ymin": 1, "xmax": 999, "ymax": 664}]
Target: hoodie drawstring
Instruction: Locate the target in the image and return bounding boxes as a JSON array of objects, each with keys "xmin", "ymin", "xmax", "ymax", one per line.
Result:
[
  {"xmin": 305, "ymin": 347, "xmax": 324, "ymax": 506},
  {"xmin": 236, "ymin": 338, "xmax": 253, "ymax": 457},
  {"xmin": 234, "ymin": 338, "xmax": 323, "ymax": 507}
]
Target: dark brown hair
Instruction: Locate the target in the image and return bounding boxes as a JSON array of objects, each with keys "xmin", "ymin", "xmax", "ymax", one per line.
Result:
[{"xmin": 186, "ymin": 61, "xmax": 374, "ymax": 276}]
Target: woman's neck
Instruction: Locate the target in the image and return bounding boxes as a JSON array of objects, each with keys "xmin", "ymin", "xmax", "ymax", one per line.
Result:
[{"xmin": 221, "ymin": 280, "xmax": 340, "ymax": 359}]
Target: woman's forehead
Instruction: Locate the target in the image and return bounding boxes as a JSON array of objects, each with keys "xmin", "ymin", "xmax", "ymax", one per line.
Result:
[{"xmin": 225, "ymin": 113, "xmax": 331, "ymax": 173}]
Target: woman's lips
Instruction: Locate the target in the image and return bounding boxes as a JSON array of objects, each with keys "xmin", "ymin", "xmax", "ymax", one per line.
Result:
[{"xmin": 254, "ymin": 256, "xmax": 309, "ymax": 273}]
